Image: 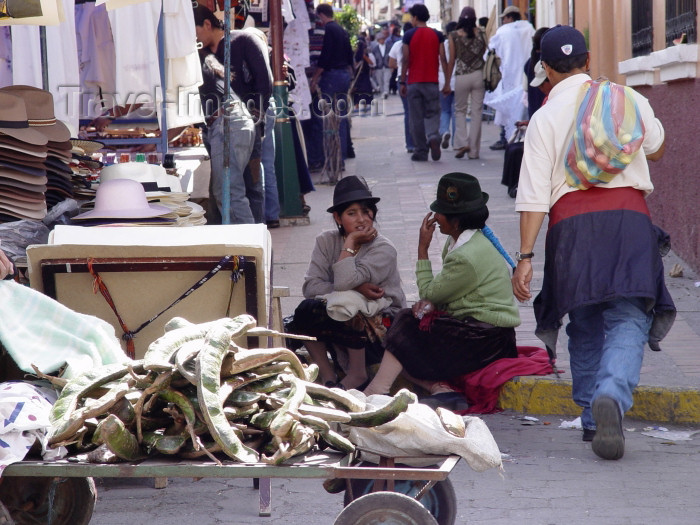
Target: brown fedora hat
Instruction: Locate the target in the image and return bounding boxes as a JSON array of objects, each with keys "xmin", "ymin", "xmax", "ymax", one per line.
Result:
[
  {"xmin": 0, "ymin": 93, "xmax": 48, "ymax": 146},
  {"xmin": 0, "ymin": 86, "xmax": 71, "ymax": 143},
  {"xmin": 0, "ymin": 137, "xmax": 48, "ymax": 158}
]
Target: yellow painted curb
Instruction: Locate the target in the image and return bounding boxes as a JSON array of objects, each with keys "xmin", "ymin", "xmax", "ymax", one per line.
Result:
[{"xmin": 498, "ymin": 377, "xmax": 700, "ymax": 424}]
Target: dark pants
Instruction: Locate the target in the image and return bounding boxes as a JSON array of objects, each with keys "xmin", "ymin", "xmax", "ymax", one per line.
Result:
[
  {"xmin": 407, "ymin": 82, "xmax": 440, "ymax": 158},
  {"xmin": 319, "ymin": 68, "xmax": 351, "ymax": 160},
  {"xmin": 400, "ymin": 92, "xmax": 414, "ymax": 150}
]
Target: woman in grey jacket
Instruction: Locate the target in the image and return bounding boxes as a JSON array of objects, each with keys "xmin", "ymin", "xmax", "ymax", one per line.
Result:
[{"xmin": 292, "ymin": 176, "xmax": 406, "ymax": 389}]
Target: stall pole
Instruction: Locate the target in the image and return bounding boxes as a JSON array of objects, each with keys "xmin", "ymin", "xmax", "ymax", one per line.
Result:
[
  {"xmin": 157, "ymin": 2, "xmax": 168, "ymax": 156},
  {"xmin": 222, "ymin": 0, "xmax": 233, "ymax": 224},
  {"xmin": 270, "ymin": 0, "xmax": 303, "ymax": 217},
  {"xmin": 39, "ymin": 26, "xmax": 49, "ymax": 91}
]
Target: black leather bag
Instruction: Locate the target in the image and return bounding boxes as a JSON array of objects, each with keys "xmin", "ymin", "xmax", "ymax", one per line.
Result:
[{"xmin": 501, "ymin": 127, "xmax": 526, "ymax": 198}]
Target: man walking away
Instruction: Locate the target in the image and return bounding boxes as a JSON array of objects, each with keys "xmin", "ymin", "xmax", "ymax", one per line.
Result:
[
  {"xmin": 400, "ymin": 3, "xmax": 449, "ymax": 162},
  {"xmin": 484, "ymin": 5, "xmax": 534, "ymax": 150},
  {"xmin": 512, "ymin": 25, "xmax": 675, "ymax": 460},
  {"xmin": 309, "ymin": 3, "xmax": 354, "ymax": 162}
]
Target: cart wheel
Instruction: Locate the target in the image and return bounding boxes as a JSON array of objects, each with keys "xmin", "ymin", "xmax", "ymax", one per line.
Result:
[
  {"xmin": 335, "ymin": 492, "xmax": 439, "ymax": 525},
  {"xmin": 343, "ymin": 469, "xmax": 457, "ymax": 525},
  {"xmin": 0, "ymin": 476, "xmax": 96, "ymax": 525}
]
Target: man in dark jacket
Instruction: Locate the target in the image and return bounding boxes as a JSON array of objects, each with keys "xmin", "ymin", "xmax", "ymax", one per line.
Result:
[{"xmin": 309, "ymin": 3, "xmax": 353, "ymax": 161}]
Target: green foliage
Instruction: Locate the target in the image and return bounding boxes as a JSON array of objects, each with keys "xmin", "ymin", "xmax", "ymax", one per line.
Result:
[{"xmin": 335, "ymin": 5, "xmax": 361, "ymax": 48}]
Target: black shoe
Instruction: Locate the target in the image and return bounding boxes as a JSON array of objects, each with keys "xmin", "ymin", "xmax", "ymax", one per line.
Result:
[
  {"xmin": 406, "ymin": 147, "xmax": 414, "ymax": 154},
  {"xmin": 429, "ymin": 138, "xmax": 441, "ymax": 160},
  {"xmin": 266, "ymin": 220, "xmax": 280, "ymax": 229},
  {"xmin": 591, "ymin": 396, "xmax": 625, "ymax": 460},
  {"xmin": 489, "ymin": 140, "xmax": 507, "ymax": 151},
  {"xmin": 582, "ymin": 428, "xmax": 596, "ymax": 442},
  {"xmin": 420, "ymin": 392, "xmax": 469, "ymax": 412},
  {"xmin": 346, "ymin": 149, "xmax": 356, "ymax": 159},
  {"xmin": 441, "ymin": 132, "xmax": 451, "ymax": 149},
  {"xmin": 411, "ymin": 153, "xmax": 428, "ymax": 162}
]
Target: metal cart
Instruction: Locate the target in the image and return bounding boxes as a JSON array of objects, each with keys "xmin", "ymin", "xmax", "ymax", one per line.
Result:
[{"xmin": 1, "ymin": 450, "xmax": 460, "ymax": 525}]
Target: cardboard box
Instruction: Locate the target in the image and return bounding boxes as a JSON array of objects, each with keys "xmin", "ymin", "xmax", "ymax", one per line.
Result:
[{"xmin": 27, "ymin": 224, "xmax": 271, "ymax": 359}]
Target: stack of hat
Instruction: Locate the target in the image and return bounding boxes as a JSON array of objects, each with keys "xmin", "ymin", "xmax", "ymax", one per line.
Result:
[
  {"xmin": 0, "ymin": 86, "xmax": 75, "ymax": 211},
  {"xmin": 72, "ymin": 178, "xmax": 178, "ymax": 226},
  {"xmin": 88, "ymin": 162, "xmax": 205, "ymax": 226},
  {"xmin": 0, "ymin": 92, "xmax": 49, "ymax": 222},
  {"xmin": 69, "ymin": 139, "xmax": 104, "ymax": 200}
]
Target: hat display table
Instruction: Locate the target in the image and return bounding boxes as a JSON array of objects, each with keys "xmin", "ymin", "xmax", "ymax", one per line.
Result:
[{"xmin": 26, "ymin": 224, "xmax": 271, "ymax": 359}]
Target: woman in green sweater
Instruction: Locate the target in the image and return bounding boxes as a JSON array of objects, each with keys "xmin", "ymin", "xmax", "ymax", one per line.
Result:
[{"xmin": 364, "ymin": 172, "xmax": 520, "ymax": 404}]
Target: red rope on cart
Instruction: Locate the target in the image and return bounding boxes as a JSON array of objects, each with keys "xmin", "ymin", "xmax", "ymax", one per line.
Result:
[{"xmin": 87, "ymin": 258, "xmax": 136, "ymax": 359}]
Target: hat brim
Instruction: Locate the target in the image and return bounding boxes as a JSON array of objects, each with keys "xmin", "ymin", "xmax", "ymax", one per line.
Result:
[
  {"xmin": 326, "ymin": 195, "xmax": 381, "ymax": 213},
  {"xmin": 429, "ymin": 192, "xmax": 489, "ymax": 214},
  {"xmin": 530, "ymin": 75, "xmax": 546, "ymax": 87},
  {"xmin": 70, "ymin": 139, "xmax": 104, "ymax": 154},
  {"xmin": 72, "ymin": 203, "xmax": 175, "ymax": 221},
  {"xmin": 32, "ymin": 120, "xmax": 71, "ymax": 143},
  {"xmin": 0, "ymin": 160, "xmax": 46, "ymax": 177},
  {"xmin": 0, "ymin": 127, "xmax": 49, "ymax": 146}
]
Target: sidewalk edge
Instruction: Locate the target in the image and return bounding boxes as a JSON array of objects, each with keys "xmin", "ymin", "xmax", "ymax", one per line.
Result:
[{"xmin": 498, "ymin": 376, "xmax": 700, "ymax": 424}]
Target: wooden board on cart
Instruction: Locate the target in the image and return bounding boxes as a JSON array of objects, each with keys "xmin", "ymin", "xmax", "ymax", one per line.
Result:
[{"xmin": 26, "ymin": 224, "xmax": 271, "ymax": 359}]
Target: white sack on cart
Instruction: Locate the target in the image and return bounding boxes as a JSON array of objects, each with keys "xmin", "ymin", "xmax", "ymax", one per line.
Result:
[
  {"xmin": 343, "ymin": 393, "xmax": 502, "ymax": 473},
  {"xmin": 0, "ymin": 382, "xmax": 67, "ymax": 476}
]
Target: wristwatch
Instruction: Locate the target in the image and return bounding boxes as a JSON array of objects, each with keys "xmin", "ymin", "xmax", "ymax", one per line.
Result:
[
  {"xmin": 344, "ymin": 247, "xmax": 357, "ymax": 256},
  {"xmin": 515, "ymin": 251, "xmax": 534, "ymax": 261}
]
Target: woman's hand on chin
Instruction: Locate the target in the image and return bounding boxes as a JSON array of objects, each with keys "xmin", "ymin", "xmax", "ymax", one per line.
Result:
[{"xmin": 346, "ymin": 226, "xmax": 378, "ymax": 246}]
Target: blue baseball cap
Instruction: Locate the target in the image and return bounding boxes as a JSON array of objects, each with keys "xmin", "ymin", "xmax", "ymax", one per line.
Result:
[{"xmin": 540, "ymin": 25, "xmax": 588, "ymax": 63}]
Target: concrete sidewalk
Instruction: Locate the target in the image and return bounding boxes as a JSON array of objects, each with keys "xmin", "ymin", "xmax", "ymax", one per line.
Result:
[{"xmin": 269, "ymin": 95, "xmax": 700, "ymax": 423}]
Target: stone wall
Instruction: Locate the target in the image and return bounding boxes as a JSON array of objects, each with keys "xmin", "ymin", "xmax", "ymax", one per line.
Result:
[{"xmin": 636, "ymin": 78, "xmax": 700, "ymax": 273}]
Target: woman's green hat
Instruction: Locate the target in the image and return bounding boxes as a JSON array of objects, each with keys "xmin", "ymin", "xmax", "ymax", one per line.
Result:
[{"xmin": 430, "ymin": 172, "xmax": 489, "ymax": 214}]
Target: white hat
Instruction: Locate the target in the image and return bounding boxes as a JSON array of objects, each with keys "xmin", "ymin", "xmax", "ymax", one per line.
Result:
[
  {"xmin": 100, "ymin": 162, "xmax": 182, "ymax": 194},
  {"xmin": 530, "ymin": 60, "xmax": 548, "ymax": 87},
  {"xmin": 73, "ymin": 178, "xmax": 173, "ymax": 220}
]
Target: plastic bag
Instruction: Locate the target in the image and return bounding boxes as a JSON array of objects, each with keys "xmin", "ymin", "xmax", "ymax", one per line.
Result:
[
  {"xmin": 565, "ymin": 80, "xmax": 645, "ymax": 190},
  {"xmin": 343, "ymin": 393, "xmax": 502, "ymax": 473},
  {"xmin": 0, "ymin": 220, "xmax": 50, "ymax": 261}
]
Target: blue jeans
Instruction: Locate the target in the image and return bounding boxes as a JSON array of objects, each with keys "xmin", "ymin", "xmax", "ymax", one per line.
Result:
[
  {"xmin": 318, "ymin": 68, "xmax": 351, "ymax": 160},
  {"xmin": 439, "ymin": 91, "xmax": 455, "ymax": 140},
  {"xmin": 400, "ymin": 92, "xmax": 414, "ymax": 150},
  {"xmin": 209, "ymin": 111, "xmax": 256, "ymax": 224},
  {"xmin": 261, "ymin": 100, "xmax": 280, "ymax": 222},
  {"xmin": 566, "ymin": 297, "xmax": 652, "ymax": 430}
]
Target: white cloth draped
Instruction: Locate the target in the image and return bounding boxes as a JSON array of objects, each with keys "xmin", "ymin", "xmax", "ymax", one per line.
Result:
[
  {"xmin": 483, "ymin": 20, "xmax": 534, "ymax": 139},
  {"xmin": 284, "ymin": 0, "xmax": 312, "ymax": 120},
  {"xmin": 46, "ymin": 0, "xmax": 80, "ymax": 132}
]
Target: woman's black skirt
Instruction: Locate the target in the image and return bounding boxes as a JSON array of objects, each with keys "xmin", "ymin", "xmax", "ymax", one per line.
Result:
[
  {"xmin": 385, "ymin": 308, "xmax": 517, "ymax": 381},
  {"xmin": 286, "ymin": 298, "xmax": 389, "ymax": 364}
]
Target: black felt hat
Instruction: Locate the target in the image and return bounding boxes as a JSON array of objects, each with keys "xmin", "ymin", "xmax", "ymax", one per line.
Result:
[
  {"xmin": 430, "ymin": 172, "xmax": 489, "ymax": 214},
  {"xmin": 326, "ymin": 176, "xmax": 380, "ymax": 213}
]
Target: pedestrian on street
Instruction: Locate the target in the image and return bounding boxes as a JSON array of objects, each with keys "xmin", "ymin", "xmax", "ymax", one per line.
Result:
[
  {"xmin": 388, "ymin": 22, "xmax": 414, "ymax": 153},
  {"xmin": 399, "ymin": 3, "xmax": 450, "ymax": 162},
  {"xmin": 447, "ymin": 6, "xmax": 487, "ymax": 160},
  {"xmin": 309, "ymin": 3, "xmax": 354, "ymax": 162},
  {"xmin": 483, "ymin": 5, "xmax": 534, "ymax": 150},
  {"xmin": 193, "ymin": 3, "xmax": 272, "ymax": 224},
  {"xmin": 364, "ymin": 172, "xmax": 521, "ymax": 410},
  {"xmin": 369, "ymin": 30, "xmax": 392, "ymax": 99},
  {"xmin": 511, "ymin": 25, "xmax": 676, "ymax": 460},
  {"xmin": 438, "ymin": 20, "xmax": 457, "ymax": 152}
]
